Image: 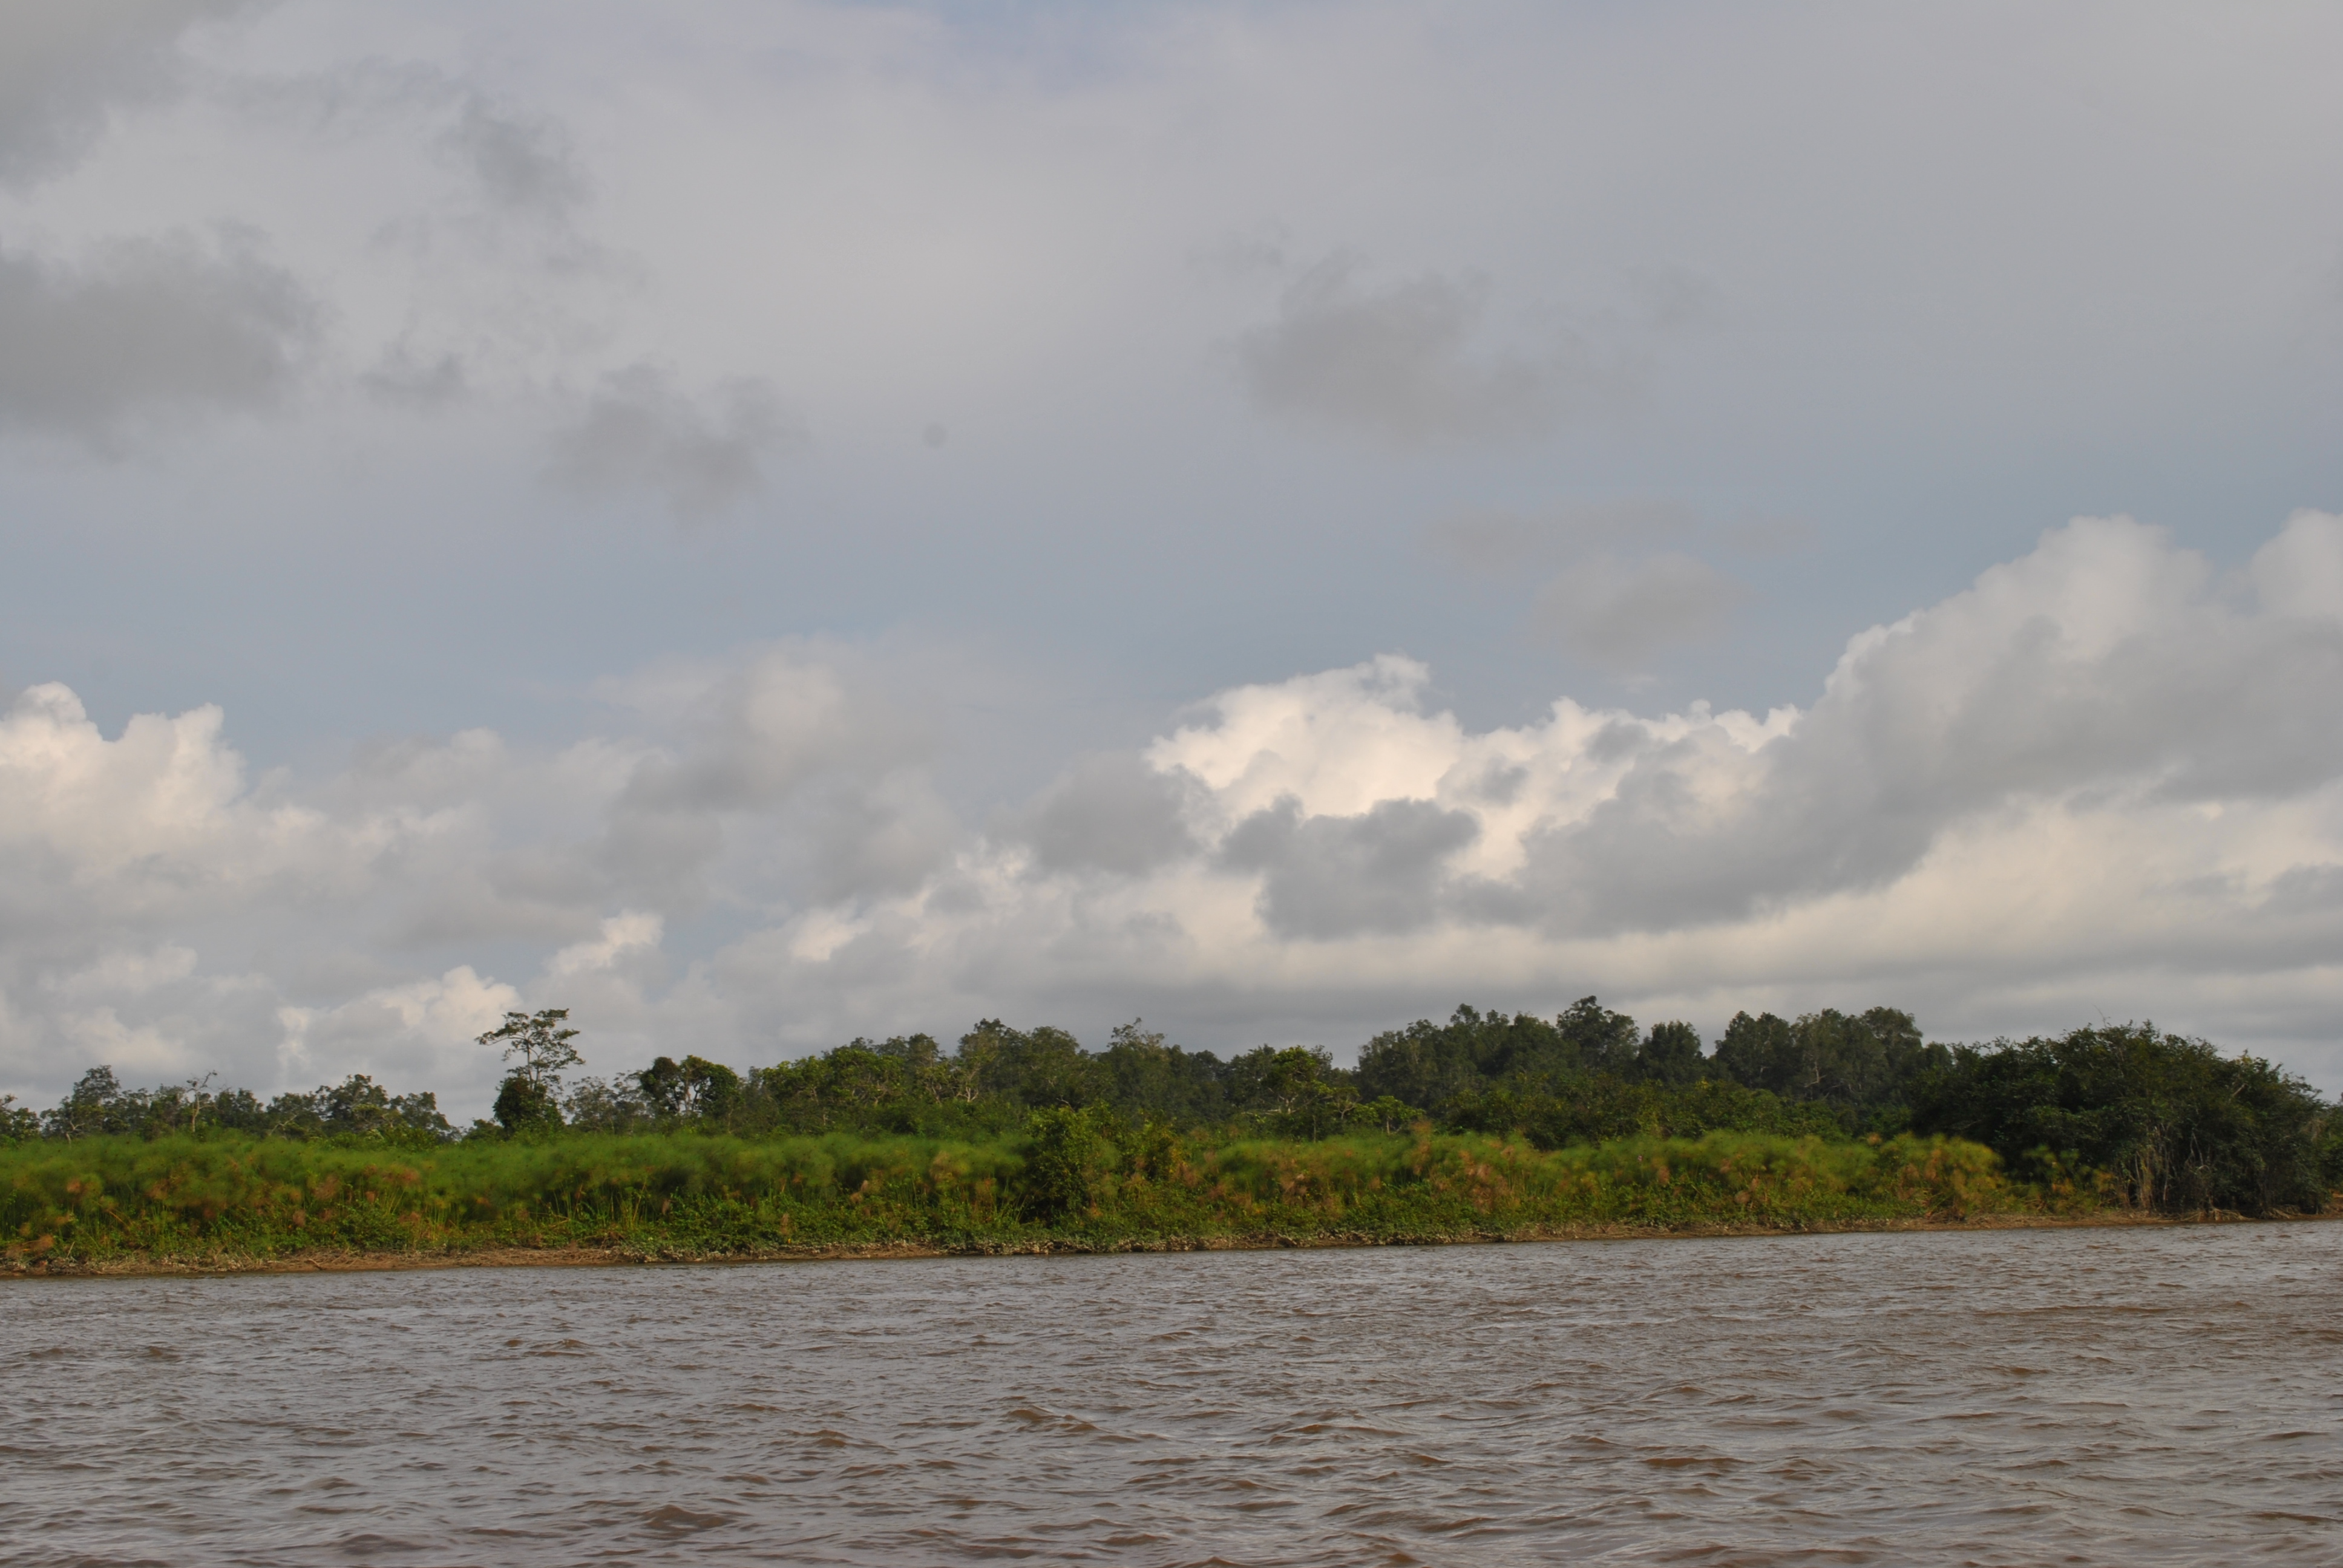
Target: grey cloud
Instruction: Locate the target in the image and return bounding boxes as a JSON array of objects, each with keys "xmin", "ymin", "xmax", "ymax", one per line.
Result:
[
  {"xmin": 1532, "ymin": 551, "xmax": 1749, "ymax": 667},
  {"xmin": 1621, "ymin": 264, "xmax": 1719, "ymax": 331},
  {"xmin": 580, "ymin": 808, "xmax": 725, "ymax": 920},
  {"xmin": 1504, "ymin": 520, "xmax": 2343, "ymax": 936},
  {"xmin": 0, "ymin": 235, "xmax": 316, "ymax": 447},
  {"xmin": 442, "ymin": 96, "xmax": 589, "ymax": 221},
  {"xmin": 1237, "ymin": 256, "xmax": 1610, "ymax": 443},
  {"xmin": 1222, "ymin": 796, "xmax": 1479, "ymax": 939},
  {"xmin": 618, "ymin": 648, "xmax": 925, "ymax": 815},
  {"xmin": 1009, "ymin": 753, "xmax": 1199, "ymax": 876},
  {"xmin": 226, "ymin": 56, "xmax": 447, "ymax": 134},
  {"xmin": 235, "ymin": 65, "xmax": 594, "ymax": 237},
  {"xmin": 1429, "ymin": 501, "xmax": 1751, "ymax": 666},
  {"xmin": 314, "ymin": 647, "xmax": 951, "ymax": 943},
  {"xmin": 1187, "ymin": 226, "xmax": 1289, "ymax": 285},
  {"xmin": 808, "ymin": 773, "xmax": 960, "ymax": 903},
  {"xmin": 1430, "ymin": 498, "xmax": 1700, "ymax": 573},
  {"xmin": 592, "ymin": 648, "xmax": 948, "ymax": 910},
  {"xmin": 1465, "ymin": 760, "xmax": 1529, "ymax": 806},
  {"xmin": 359, "ymin": 345, "xmax": 467, "ymax": 408},
  {"xmin": 548, "ymin": 365, "xmax": 802, "ymax": 521},
  {"xmin": 0, "ymin": 0, "xmax": 255, "ymax": 188}
]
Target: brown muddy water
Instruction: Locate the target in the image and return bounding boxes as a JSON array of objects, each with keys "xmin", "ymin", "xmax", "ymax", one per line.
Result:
[{"xmin": 5, "ymin": 1224, "xmax": 2339, "ymax": 1566}]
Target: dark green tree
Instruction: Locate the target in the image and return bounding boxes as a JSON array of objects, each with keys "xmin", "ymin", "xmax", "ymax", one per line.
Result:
[
  {"xmin": 1636, "ymin": 1021, "xmax": 1706, "ymax": 1085},
  {"xmin": 636, "ymin": 1054, "xmax": 744, "ymax": 1123},
  {"xmin": 1712, "ymin": 1007, "xmax": 1941, "ymax": 1117},
  {"xmin": 44, "ymin": 1066, "xmax": 134, "ymax": 1139},
  {"xmin": 1096, "ymin": 1020, "xmax": 1228, "ymax": 1123},
  {"xmin": 481, "ymin": 1008, "xmax": 582, "ymax": 1131},
  {"xmin": 1355, "ymin": 1005, "xmax": 1570, "ymax": 1110},
  {"xmin": 1557, "ymin": 996, "xmax": 1640, "ymax": 1076},
  {"xmin": 1227, "ymin": 1045, "xmax": 1356, "ymax": 1138},
  {"xmin": 957, "ymin": 1020, "xmax": 1098, "ymax": 1106},
  {"xmin": 1909, "ymin": 1024, "xmax": 2328, "ymax": 1214},
  {"xmin": 1712, "ymin": 1011, "xmax": 1799, "ymax": 1094}
]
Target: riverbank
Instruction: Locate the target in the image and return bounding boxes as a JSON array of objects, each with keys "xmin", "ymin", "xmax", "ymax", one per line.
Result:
[
  {"xmin": 4, "ymin": 1208, "xmax": 2284, "ymax": 1278},
  {"xmin": 13, "ymin": 1120, "xmax": 2299, "ymax": 1278}
]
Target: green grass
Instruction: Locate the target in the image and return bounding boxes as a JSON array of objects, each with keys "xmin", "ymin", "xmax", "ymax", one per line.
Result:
[{"xmin": 1, "ymin": 1126, "xmax": 2048, "ymax": 1269}]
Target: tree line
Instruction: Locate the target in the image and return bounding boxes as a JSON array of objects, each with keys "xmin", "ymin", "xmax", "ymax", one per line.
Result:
[{"xmin": 8, "ymin": 999, "xmax": 2338, "ymax": 1215}]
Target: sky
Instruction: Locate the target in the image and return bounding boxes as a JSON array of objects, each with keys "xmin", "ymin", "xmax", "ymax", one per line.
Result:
[{"xmin": 4, "ymin": 0, "xmax": 2342, "ymax": 1116}]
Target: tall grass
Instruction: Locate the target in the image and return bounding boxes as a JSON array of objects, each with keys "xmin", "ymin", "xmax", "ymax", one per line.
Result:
[{"xmin": 3, "ymin": 1127, "xmax": 2034, "ymax": 1268}]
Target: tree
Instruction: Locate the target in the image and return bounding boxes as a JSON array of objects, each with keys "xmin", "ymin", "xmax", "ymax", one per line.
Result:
[
  {"xmin": 1098, "ymin": 1020, "xmax": 1228, "ymax": 1123},
  {"xmin": 1711, "ymin": 1008, "xmax": 1942, "ymax": 1114},
  {"xmin": 0, "ymin": 1093, "xmax": 39, "ymax": 1143},
  {"xmin": 635, "ymin": 1054, "xmax": 744, "ymax": 1123},
  {"xmin": 480, "ymin": 1009, "xmax": 582, "ymax": 1131},
  {"xmin": 480, "ymin": 1010, "xmax": 583, "ymax": 1086},
  {"xmin": 1636, "ymin": 1021, "xmax": 1705, "ymax": 1086},
  {"xmin": 1712, "ymin": 1011, "xmax": 1800, "ymax": 1094},
  {"xmin": 1228, "ymin": 1045, "xmax": 1356, "ymax": 1138},
  {"xmin": 562, "ymin": 1075, "xmax": 652, "ymax": 1132},
  {"xmin": 44, "ymin": 1067, "xmax": 133, "ymax": 1140},
  {"xmin": 1557, "ymin": 996, "xmax": 1640, "ymax": 1076},
  {"xmin": 957, "ymin": 1019, "xmax": 1096, "ymax": 1106},
  {"xmin": 493, "ymin": 1073, "xmax": 561, "ymax": 1131},
  {"xmin": 1908, "ymin": 1024, "xmax": 2329, "ymax": 1214},
  {"xmin": 1355, "ymin": 1005, "xmax": 1571, "ymax": 1111}
]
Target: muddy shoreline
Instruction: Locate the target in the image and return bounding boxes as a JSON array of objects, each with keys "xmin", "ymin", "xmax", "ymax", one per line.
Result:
[{"xmin": 11, "ymin": 1207, "xmax": 2309, "ymax": 1280}]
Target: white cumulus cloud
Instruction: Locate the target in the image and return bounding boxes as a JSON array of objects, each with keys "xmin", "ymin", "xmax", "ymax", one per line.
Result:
[{"xmin": 5, "ymin": 512, "xmax": 2343, "ymax": 1111}]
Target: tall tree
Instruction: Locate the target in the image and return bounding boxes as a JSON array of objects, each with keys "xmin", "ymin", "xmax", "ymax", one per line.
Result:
[{"xmin": 481, "ymin": 1008, "xmax": 582, "ymax": 1131}]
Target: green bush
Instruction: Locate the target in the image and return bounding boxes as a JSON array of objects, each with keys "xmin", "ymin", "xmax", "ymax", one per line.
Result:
[{"xmin": 4, "ymin": 1125, "xmax": 2034, "ymax": 1267}]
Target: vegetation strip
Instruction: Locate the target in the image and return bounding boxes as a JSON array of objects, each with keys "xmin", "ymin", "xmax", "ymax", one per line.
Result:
[
  {"xmin": 8, "ymin": 1128, "xmax": 2030, "ymax": 1273},
  {"xmin": 8, "ymin": 999, "xmax": 2337, "ymax": 1273}
]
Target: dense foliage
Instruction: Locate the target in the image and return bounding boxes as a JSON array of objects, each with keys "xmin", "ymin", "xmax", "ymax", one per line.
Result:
[
  {"xmin": 24, "ymin": 1066, "xmax": 451, "ymax": 1146},
  {"xmin": 1906, "ymin": 1025, "xmax": 2334, "ymax": 1215},
  {"xmin": 2, "ymin": 1125, "xmax": 2014, "ymax": 1267},
  {"xmin": 7, "ymin": 1001, "xmax": 2337, "ymax": 1256}
]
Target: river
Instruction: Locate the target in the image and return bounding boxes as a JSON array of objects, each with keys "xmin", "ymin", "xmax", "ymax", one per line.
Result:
[{"xmin": 7, "ymin": 1221, "xmax": 2339, "ymax": 1565}]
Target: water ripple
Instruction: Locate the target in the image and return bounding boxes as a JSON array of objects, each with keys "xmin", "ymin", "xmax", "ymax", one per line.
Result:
[{"xmin": 4, "ymin": 1224, "xmax": 2340, "ymax": 1564}]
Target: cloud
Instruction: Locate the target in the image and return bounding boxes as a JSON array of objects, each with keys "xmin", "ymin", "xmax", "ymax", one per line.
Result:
[
  {"xmin": 548, "ymin": 912, "xmax": 664, "ymax": 979},
  {"xmin": 601, "ymin": 647, "xmax": 955, "ymax": 906},
  {"xmin": 1620, "ymin": 264, "xmax": 1719, "ymax": 331},
  {"xmin": 1531, "ymin": 551, "xmax": 1751, "ymax": 667},
  {"xmin": 441, "ymin": 96, "xmax": 589, "ymax": 222},
  {"xmin": 1237, "ymin": 256, "xmax": 1615, "ymax": 443},
  {"xmin": 1429, "ymin": 499, "xmax": 1701, "ymax": 573},
  {"xmin": 547, "ymin": 365, "xmax": 803, "ymax": 520},
  {"xmin": 1009, "ymin": 752, "xmax": 1199, "ymax": 876},
  {"xmin": 1455, "ymin": 513, "xmax": 2343, "ymax": 935},
  {"xmin": 808, "ymin": 772, "xmax": 962, "ymax": 903},
  {"xmin": 0, "ymin": 0, "xmax": 257, "ymax": 188},
  {"xmin": 601, "ymin": 645, "xmax": 927, "ymax": 815},
  {"xmin": 1221, "ymin": 795, "xmax": 1480, "ymax": 939},
  {"xmin": 359, "ymin": 344, "xmax": 467, "ymax": 408},
  {"xmin": 277, "ymin": 966, "xmax": 522, "ymax": 1096},
  {"xmin": 7, "ymin": 514, "xmax": 2343, "ymax": 1109},
  {"xmin": 0, "ymin": 234, "xmax": 315, "ymax": 447},
  {"xmin": 1427, "ymin": 502, "xmax": 1747, "ymax": 667},
  {"xmin": 0, "ymin": 641, "xmax": 948, "ymax": 1108},
  {"xmin": 750, "ymin": 512, "xmax": 2343, "ymax": 1079}
]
